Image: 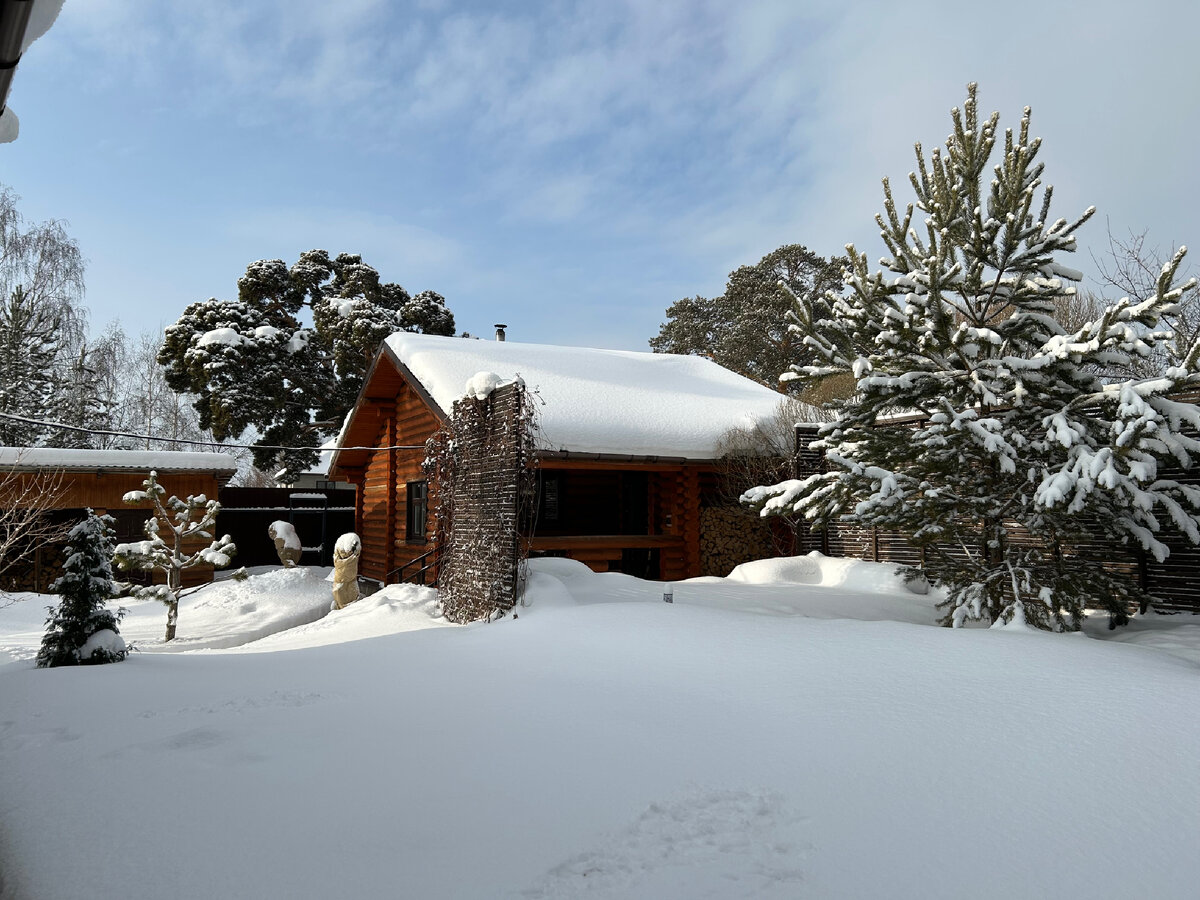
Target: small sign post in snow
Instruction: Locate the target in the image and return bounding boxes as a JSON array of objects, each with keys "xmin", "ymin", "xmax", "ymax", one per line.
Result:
[{"xmin": 663, "ymin": 585, "xmax": 673, "ymax": 604}]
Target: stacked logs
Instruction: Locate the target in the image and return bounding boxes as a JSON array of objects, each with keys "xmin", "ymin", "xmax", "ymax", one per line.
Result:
[{"xmin": 699, "ymin": 506, "xmax": 775, "ymax": 577}]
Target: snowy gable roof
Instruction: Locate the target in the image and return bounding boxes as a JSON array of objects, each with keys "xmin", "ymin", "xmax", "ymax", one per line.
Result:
[
  {"xmin": 384, "ymin": 333, "xmax": 786, "ymax": 458},
  {"xmin": 0, "ymin": 448, "xmax": 238, "ymax": 474}
]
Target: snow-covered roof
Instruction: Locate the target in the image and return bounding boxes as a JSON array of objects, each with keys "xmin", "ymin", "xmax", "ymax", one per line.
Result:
[
  {"xmin": 384, "ymin": 333, "xmax": 786, "ymax": 458},
  {"xmin": 0, "ymin": 448, "xmax": 239, "ymax": 473},
  {"xmin": 0, "ymin": 0, "xmax": 66, "ymax": 143},
  {"xmin": 301, "ymin": 440, "xmax": 338, "ymax": 478}
]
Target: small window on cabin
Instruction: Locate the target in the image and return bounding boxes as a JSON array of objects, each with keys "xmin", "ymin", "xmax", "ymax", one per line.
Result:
[{"xmin": 406, "ymin": 480, "xmax": 428, "ymax": 543}]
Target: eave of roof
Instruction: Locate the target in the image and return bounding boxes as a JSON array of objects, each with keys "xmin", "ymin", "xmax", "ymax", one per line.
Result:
[
  {"xmin": 0, "ymin": 448, "xmax": 240, "ymax": 474},
  {"xmin": 328, "ymin": 345, "xmax": 446, "ymax": 478}
]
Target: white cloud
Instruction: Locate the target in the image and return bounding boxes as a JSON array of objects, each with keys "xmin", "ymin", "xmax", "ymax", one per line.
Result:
[{"xmin": 40, "ymin": 0, "xmax": 1200, "ymax": 347}]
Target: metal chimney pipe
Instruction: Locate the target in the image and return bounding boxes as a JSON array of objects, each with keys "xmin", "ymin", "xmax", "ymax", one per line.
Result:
[{"xmin": 494, "ymin": 323, "xmax": 507, "ymax": 342}]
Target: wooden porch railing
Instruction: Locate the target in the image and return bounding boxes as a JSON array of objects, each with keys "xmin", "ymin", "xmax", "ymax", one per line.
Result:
[{"xmin": 388, "ymin": 543, "xmax": 442, "ymax": 586}]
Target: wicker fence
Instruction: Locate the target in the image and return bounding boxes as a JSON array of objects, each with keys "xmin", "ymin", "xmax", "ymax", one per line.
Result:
[{"xmin": 427, "ymin": 381, "xmax": 535, "ymax": 623}]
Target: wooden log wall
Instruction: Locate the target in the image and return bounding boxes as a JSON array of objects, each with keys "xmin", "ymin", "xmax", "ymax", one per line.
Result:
[
  {"xmin": 358, "ymin": 408, "xmax": 393, "ymax": 582},
  {"xmin": 354, "ymin": 384, "xmax": 442, "ymax": 583},
  {"xmin": 0, "ymin": 471, "xmax": 231, "ymax": 592},
  {"xmin": 2, "ymin": 470, "xmax": 222, "ymax": 511},
  {"xmin": 682, "ymin": 469, "xmax": 701, "ymax": 577},
  {"xmin": 392, "ymin": 385, "xmax": 442, "ymax": 577},
  {"xmin": 654, "ymin": 470, "xmax": 688, "ymax": 580}
]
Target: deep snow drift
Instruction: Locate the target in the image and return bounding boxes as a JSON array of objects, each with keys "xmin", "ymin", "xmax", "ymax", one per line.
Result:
[{"xmin": 1, "ymin": 554, "xmax": 1197, "ymax": 899}]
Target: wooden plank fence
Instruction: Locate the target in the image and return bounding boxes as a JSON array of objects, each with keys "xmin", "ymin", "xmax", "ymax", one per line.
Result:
[
  {"xmin": 216, "ymin": 487, "xmax": 355, "ymax": 568},
  {"xmin": 794, "ymin": 426, "xmax": 1200, "ymax": 614}
]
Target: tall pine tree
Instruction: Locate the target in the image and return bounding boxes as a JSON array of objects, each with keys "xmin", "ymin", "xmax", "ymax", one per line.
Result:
[
  {"xmin": 744, "ymin": 84, "xmax": 1200, "ymax": 630},
  {"xmin": 0, "ymin": 285, "xmax": 61, "ymax": 445},
  {"xmin": 159, "ymin": 251, "xmax": 455, "ymax": 479},
  {"xmin": 651, "ymin": 244, "xmax": 845, "ymax": 396},
  {"xmin": 0, "ymin": 185, "xmax": 90, "ymax": 446}
]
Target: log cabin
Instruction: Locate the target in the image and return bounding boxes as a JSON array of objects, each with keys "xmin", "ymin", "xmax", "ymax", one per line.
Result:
[
  {"xmin": 329, "ymin": 332, "xmax": 789, "ymax": 583},
  {"xmin": 0, "ymin": 448, "xmax": 239, "ymax": 591}
]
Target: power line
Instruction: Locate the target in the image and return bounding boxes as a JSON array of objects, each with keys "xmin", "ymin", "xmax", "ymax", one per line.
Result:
[{"xmin": 0, "ymin": 412, "xmax": 425, "ymax": 452}]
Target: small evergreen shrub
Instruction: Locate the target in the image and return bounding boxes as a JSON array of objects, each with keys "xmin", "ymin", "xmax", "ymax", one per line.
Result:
[{"xmin": 37, "ymin": 509, "xmax": 126, "ymax": 667}]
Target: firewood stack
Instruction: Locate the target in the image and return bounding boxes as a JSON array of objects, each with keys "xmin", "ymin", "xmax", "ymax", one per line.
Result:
[{"xmin": 699, "ymin": 506, "xmax": 775, "ymax": 577}]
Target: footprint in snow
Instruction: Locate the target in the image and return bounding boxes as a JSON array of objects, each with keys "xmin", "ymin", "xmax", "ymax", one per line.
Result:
[
  {"xmin": 519, "ymin": 787, "xmax": 808, "ymax": 899},
  {"xmin": 160, "ymin": 726, "xmax": 227, "ymax": 751},
  {"xmin": 0, "ymin": 723, "xmax": 82, "ymax": 752},
  {"xmin": 136, "ymin": 690, "xmax": 328, "ymax": 719}
]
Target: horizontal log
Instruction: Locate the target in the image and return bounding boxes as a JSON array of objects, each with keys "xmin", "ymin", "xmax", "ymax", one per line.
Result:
[
  {"xmin": 538, "ymin": 458, "xmax": 714, "ymax": 472},
  {"xmin": 566, "ymin": 549, "xmax": 624, "ymax": 562},
  {"xmin": 528, "ymin": 534, "xmax": 684, "ymax": 551}
]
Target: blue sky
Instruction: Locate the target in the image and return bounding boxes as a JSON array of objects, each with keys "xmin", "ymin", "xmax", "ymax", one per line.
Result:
[{"xmin": 3, "ymin": 0, "xmax": 1199, "ymax": 350}]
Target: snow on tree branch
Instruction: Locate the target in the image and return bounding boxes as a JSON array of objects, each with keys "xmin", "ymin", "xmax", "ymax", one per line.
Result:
[{"xmin": 112, "ymin": 471, "xmax": 236, "ymax": 641}]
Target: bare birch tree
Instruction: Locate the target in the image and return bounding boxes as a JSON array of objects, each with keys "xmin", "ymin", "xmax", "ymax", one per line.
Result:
[{"xmin": 0, "ymin": 458, "xmax": 67, "ymax": 604}]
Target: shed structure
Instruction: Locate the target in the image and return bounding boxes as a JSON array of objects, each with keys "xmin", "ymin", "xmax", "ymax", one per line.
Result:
[
  {"xmin": 0, "ymin": 449, "xmax": 239, "ymax": 592},
  {"xmin": 329, "ymin": 333, "xmax": 788, "ymax": 584}
]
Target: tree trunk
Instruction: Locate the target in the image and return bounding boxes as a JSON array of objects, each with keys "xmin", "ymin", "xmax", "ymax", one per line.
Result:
[
  {"xmin": 165, "ymin": 565, "xmax": 182, "ymax": 642},
  {"xmin": 164, "ymin": 599, "xmax": 178, "ymax": 642}
]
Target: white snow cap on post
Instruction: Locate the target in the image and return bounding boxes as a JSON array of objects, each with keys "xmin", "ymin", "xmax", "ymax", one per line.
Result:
[
  {"xmin": 268, "ymin": 521, "xmax": 301, "ymax": 551},
  {"xmin": 464, "ymin": 371, "xmax": 504, "ymax": 400},
  {"xmin": 334, "ymin": 532, "xmax": 361, "ymax": 558}
]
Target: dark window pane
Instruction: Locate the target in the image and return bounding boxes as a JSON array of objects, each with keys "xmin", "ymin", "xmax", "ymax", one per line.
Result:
[{"xmin": 406, "ymin": 480, "xmax": 428, "ymax": 542}]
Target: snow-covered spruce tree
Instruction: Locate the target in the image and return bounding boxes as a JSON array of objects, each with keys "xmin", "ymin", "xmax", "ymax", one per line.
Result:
[
  {"xmin": 158, "ymin": 251, "xmax": 455, "ymax": 480},
  {"xmin": 0, "ymin": 184, "xmax": 90, "ymax": 446},
  {"xmin": 112, "ymin": 471, "xmax": 236, "ymax": 641},
  {"xmin": 37, "ymin": 509, "xmax": 126, "ymax": 667},
  {"xmin": 743, "ymin": 84, "xmax": 1200, "ymax": 630},
  {"xmin": 0, "ymin": 285, "xmax": 62, "ymax": 445}
]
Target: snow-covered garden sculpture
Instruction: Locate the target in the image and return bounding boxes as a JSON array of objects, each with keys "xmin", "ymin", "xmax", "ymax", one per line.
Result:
[
  {"xmin": 331, "ymin": 532, "xmax": 361, "ymax": 609},
  {"xmin": 37, "ymin": 509, "xmax": 127, "ymax": 667},
  {"xmin": 744, "ymin": 84, "xmax": 1200, "ymax": 631},
  {"xmin": 113, "ymin": 471, "xmax": 236, "ymax": 641},
  {"xmin": 268, "ymin": 520, "xmax": 302, "ymax": 567}
]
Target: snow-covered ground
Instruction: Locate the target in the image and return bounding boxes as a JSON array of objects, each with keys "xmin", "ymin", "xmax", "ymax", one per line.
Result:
[{"xmin": 1, "ymin": 554, "xmax": 1197, "ymax": 899}]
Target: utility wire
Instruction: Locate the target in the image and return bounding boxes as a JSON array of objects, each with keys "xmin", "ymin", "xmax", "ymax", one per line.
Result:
[{"xmin": 0, "ymin": 411, "xmax": 426, "ymax": 452}]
